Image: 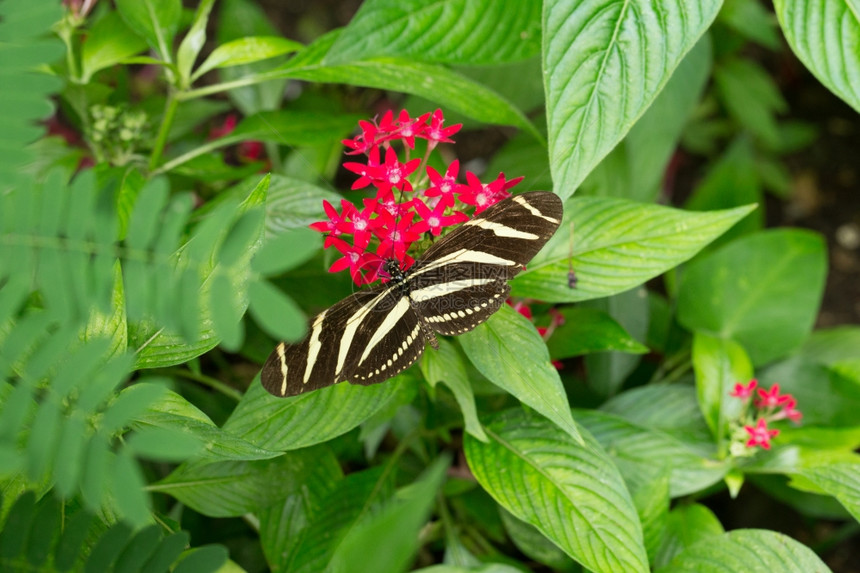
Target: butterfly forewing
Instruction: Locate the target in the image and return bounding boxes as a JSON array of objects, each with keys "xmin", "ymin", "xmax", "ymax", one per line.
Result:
[{"xmin": 261, "ymin": 191, "xmax": 563, "ymax": 397}]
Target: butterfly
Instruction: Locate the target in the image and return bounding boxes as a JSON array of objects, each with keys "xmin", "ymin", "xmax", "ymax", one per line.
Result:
[{"xmin": 261, "ymin": 191, "xmax": 562, "ymax": 397}]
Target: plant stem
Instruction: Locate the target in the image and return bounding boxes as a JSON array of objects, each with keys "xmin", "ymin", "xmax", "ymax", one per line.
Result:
[
  {"xmin": 167, "ymin": 368, "xmax": 244, "ymax": 402},
  {"xmin": 149, "ymin": 92, "xmax": 180, "ymax": 173}
]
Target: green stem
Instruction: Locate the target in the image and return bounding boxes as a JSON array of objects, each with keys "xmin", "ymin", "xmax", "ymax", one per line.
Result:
[
  {"xmin": 149, "ymin": 92, "xmax": 180, "ymax": 172},
  {"xmin": 165, "ymin": 367, "xmax": 244, "ymax": 402}
]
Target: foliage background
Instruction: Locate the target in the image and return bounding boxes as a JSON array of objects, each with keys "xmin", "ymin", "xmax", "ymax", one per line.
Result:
[{"xmin": 0, "ymin": 0, "xmax": 859, "ymax": 572}]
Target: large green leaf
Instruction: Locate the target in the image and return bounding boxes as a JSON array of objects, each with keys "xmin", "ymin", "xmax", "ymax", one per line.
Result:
[
  {"xmin": 691, "ymin": 332, "xmax": 753, "ymax": 443},
  {"xmin": 512, "ymin": 197, "xmax": 755, "ymax": 302},
  {"xmin": 115, "ymin": 0, "xmax": 181, "ymax": 61},
  {"xmin": 268, "ymin": 31, "xmax": 534, "ymax": 133},
  {"xmin": 325, "ymin": 0, "xmax": 541, "ymax": 65},
  {"xmin": 459, "ymin": 305, "xmax": 580, "ymax": 443},
  {"xmin": 656, "ymin": 529, "xmax": 832, "ymax": 573},
  {"xmin": 677, "ymin": 230, "xmax": 827, "ymax": 366},
  {"xmin": 774, "ymin": 0, "xmax": 860, "ymax": 113},
  {"xmin": 653, "ymin": 504, "xmax": 724, "ymax": 569},
  {"xmin": 579, "ymin": 405, "xmax": 725, "ymax": 497},
  {"xmin": 151, "ymin": 446, "xmax": 341, "ymax": 517},
  {"xmin": 327, "ymin": 459, "xmax": 448, "ymax": 573},
  {"xmin": 420, "ymin": 338, "xmax": 488, "ymax": 442},
  {"xmin": 80, "ymin": 11, "xmax": 149, "ymax": 82},
  {"xmin": 582, "ymin": 35, "xmax": 712, "ymax": 203},
  {"xmin": 544, "ymin": 0, "xmax": 721, "ymax": 199},
  {"xmin": 130, "ymin": 390, "xmax": 280, "ymax": 461},
  {"xmin": 796, "ymin": 462, "xmax": 860, "ymax": 522},
  {"xmin": 464, "ymin": 409, "xmax": 648, "ymax": 573},
  {"xmin": 547, "ymin": 306, "xmax": 648, "ymax": 359},
  {"xmin": 222, "ymin": 376, "xmax": 403, "ymax": 451}
]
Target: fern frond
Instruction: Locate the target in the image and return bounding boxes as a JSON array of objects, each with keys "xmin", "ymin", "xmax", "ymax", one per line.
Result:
[
  {"xmin": 0, "ymin": 0, "xmax": 64, "ymax": 191},
  {"xmin": 0, "ymin": 491, "xmax": 228, "ymax": 572}
]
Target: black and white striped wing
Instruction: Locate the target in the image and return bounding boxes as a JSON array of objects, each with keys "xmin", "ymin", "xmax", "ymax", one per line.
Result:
[
  {"xmin": 407, "ymin": 191, "xmax": 562, "ymax": 335},
  {"xmin": 260, "ymin": 286, "xmax": 425, "ymax": 397}
]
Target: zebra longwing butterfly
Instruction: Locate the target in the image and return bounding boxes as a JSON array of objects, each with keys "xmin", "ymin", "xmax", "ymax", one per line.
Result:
[{"xmin": 261, "ymin": 191, "xmax": 563, "ymax": 397}]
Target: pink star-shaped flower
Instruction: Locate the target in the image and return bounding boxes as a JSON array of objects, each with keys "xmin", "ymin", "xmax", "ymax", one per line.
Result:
[
  {"xmin": 730, "ymin": 379, "xmax": 758, "ymax": 399},
  {"xmin": 744, "ymin": 419, "xmax": 780, "ymax": 450},
  {"xmin": 411, "ymin": 198, "xmax": 468, "ymax": 237}
]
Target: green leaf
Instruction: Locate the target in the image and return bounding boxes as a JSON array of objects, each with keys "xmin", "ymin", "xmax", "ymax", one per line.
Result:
[
  {"xmin": 653, "ymin": 504, "xmax": 724, "ymax": 569},
  {"xmin": 796, "ymin": 326, "xmax": 860, "ymax": 366},
  {"xmin": 176, "ymin": 0, "xmax": 216, "ymax": 86},
  {"xmin": 544, "ymin": 0, "xmax": 721, "ymax": 199},
  {"xmin": 125, "ymin": 426, "xmax": 205, "ymax": 461},
  {"xmin": 512, "ymin": 197, "xmax": 756, "ymax": 302},
  {"xmin": 115, "ymin": 0, "xmax": 181, "ymax": 61},
  {"xmin": 459, "ymin": 305, "xmax": 580, "ymax": 443},
  {"xmin": 547, "ymin": 306, "xmax": 648, "ymax": 359},
  {"xmin": 328, "ymin": 458, "xmax": 449, "ymax": 573},
  {"xmin": 172, "ymin": 545, "xmax": 229, "ymax": 573},
  {"xmin": 465, "ymin": 409, "xmax": 648, "ymax": 573},
  {"xmin": 656, "ymin": 529, "xmax": 832, "ymax": 573},
  {"xmin": 684, "ymin": 136, "xmax": 762, "ymax": 244},
  {"xmin": 577, "ymin": 408, "xmax": 725, "ymax": 497},
  {"xmin": 420, "ymin": 337, "xmax": 488, "ymax": 442},
  {"xmin": 691, "ymin": 332, "xmax": 753, "ymax": 441},
  {"xmin": 797, "ymin": 462, "xmax": 860, "ymax": 522},
  {"xmin": 209, "ymin": 272, "xmax": 243, "ymax": 351},
  {"xmin": 152, "ymin": 447, "xmax": 340, "ymax": 517},
  {"xmin": 223, "ymin": 375, "xmax": 403, "ymax": 451},
  {"xmin": 111, "ymin": 452, "xmax": 150, "ymax": 527},
  {"xmin": 248, "ymin": 280, "xmax": 306, "ymax": 342},
  {"xmin": 194, "ymin": 36, "xmax": 303, "ymax": 81},
  {"xmin": 258, "ymin": 465, "xmax": 342, "ymax": 572},
  {"xmin": 102, "ymin": 382, "xmax": 168, "ymax": 433},
  {"xmin": 265, "ymin": 176, "xmax": 342, "ymax": 235},
  {"xmin": 718, "ymin": 0, "xmax": 781, "ymax": 50},
  {"xmin": 287, "ymin": 467, "xmax": 394, "ymax": 573},
  {"xmin": 276, "ymin": 34, "xmax": 534, "ymax": 133},
  {"xmin": 677, "ymin": 230, "xmax": 827, "ymax": 366},
  {"xmin": 714, "ymin": 59, "xmax": 786, "ymax": 147},
  {"xmin": 582, "ymin": 35, "xmax": 712, "ymax": 203},
  {"xmin": 499, "ymin": 509, "xmax": 574, "ymax": 571},
  {"xmin": 252, "ymin": 228, "xmax": 322, "ymax": 275},
  {"xmin": 582, "ymin": 288, "xmax": 650, "ymax": 397},
  {"xmin": 80, "ymin": 11, "xmax": 149, "ymax": 82},
  {"xmin": 131, "ymin": 389, "xmax": 281, "ymax": 461},
  {"xmin": 774, "ymin": 0, "xmax": 860, "ymax": 113},
  {"xmin": 325, "ymin": 0, "xmax": 541, "ymax": 65},
  {"xmin": 228, "ymin": 110, "xmax": 362, "ymax": 147}
]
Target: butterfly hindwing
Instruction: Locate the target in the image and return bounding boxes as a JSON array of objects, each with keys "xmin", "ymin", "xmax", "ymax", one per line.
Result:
[{"xmin": 262, "ymin": 286, "xmax": 399, "ymax": 396}]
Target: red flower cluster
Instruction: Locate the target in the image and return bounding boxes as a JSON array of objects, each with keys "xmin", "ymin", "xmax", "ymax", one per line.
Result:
[
  {"xmin": 729, "ymin": 379, "xmax": 802, "ymax": 451},
  {"xmin": 312, "ymin": 109, "xmax": 523, "ymax": 285}
]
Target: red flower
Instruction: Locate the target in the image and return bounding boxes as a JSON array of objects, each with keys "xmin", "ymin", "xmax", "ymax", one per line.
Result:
[
  {"xmin": 730, "ymin": 379, "xmax": 758, "ymax": 399},
  {"xmin": 424, "ymin": 160, "xmax": 463, "ymax": 208},
  {"xmin": 367, "ymin": 146, "xmax": 421, "ymax": 192},
  {"xmin": 778, "ymin": 398, "xmax": 803, "ymax": 422},
  {"xmin": 344, "ymin": 146, "xmax": 383, "ymax": 190},
  {"xmin": 309, "ymin": 199, "xmax": 354, "ymax": 246},
  {"xmin": 756, "ymin": 383, "xmax": 792, "ymax": 408},
  {"xmin": 411, "ymin": 199, "xmax": 468, "ymax": 237},
  {"xmin": 394, "ymin": 110, "xmax": 430, "ymax": 149},
  {"xmin": 421, "ymin": 108, "xmax": 461, "ymax": 148},
  {"xmin": 338, "ymin": 200, "xmax": 378, "ymax": 246},
  {"xmin": 374, "ymin": 211, "xmax": 422, "ymax": 262},
  {"xmin": 209, "ymin": 114, "xmax": 237, "ymax": 139},
  {"xmin": 744, "ymin": 419, "xmax": 780, "ymax": 450},
  {"xmin": 507, "ymin": 300, "xmax": 533, "ymax": 320},
  {"xmin": 342, "ymin": 118, "xmax": 381, "ymax": 155},
  {"xmin": 458, "ymin": 171, "xmax": 523, "ymax": 213}
]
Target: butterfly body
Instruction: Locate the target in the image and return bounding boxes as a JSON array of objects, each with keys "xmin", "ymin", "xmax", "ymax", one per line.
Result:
[{"xmin": 261, "ymin": 191, "xmax": 563, "ymax": 397}]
